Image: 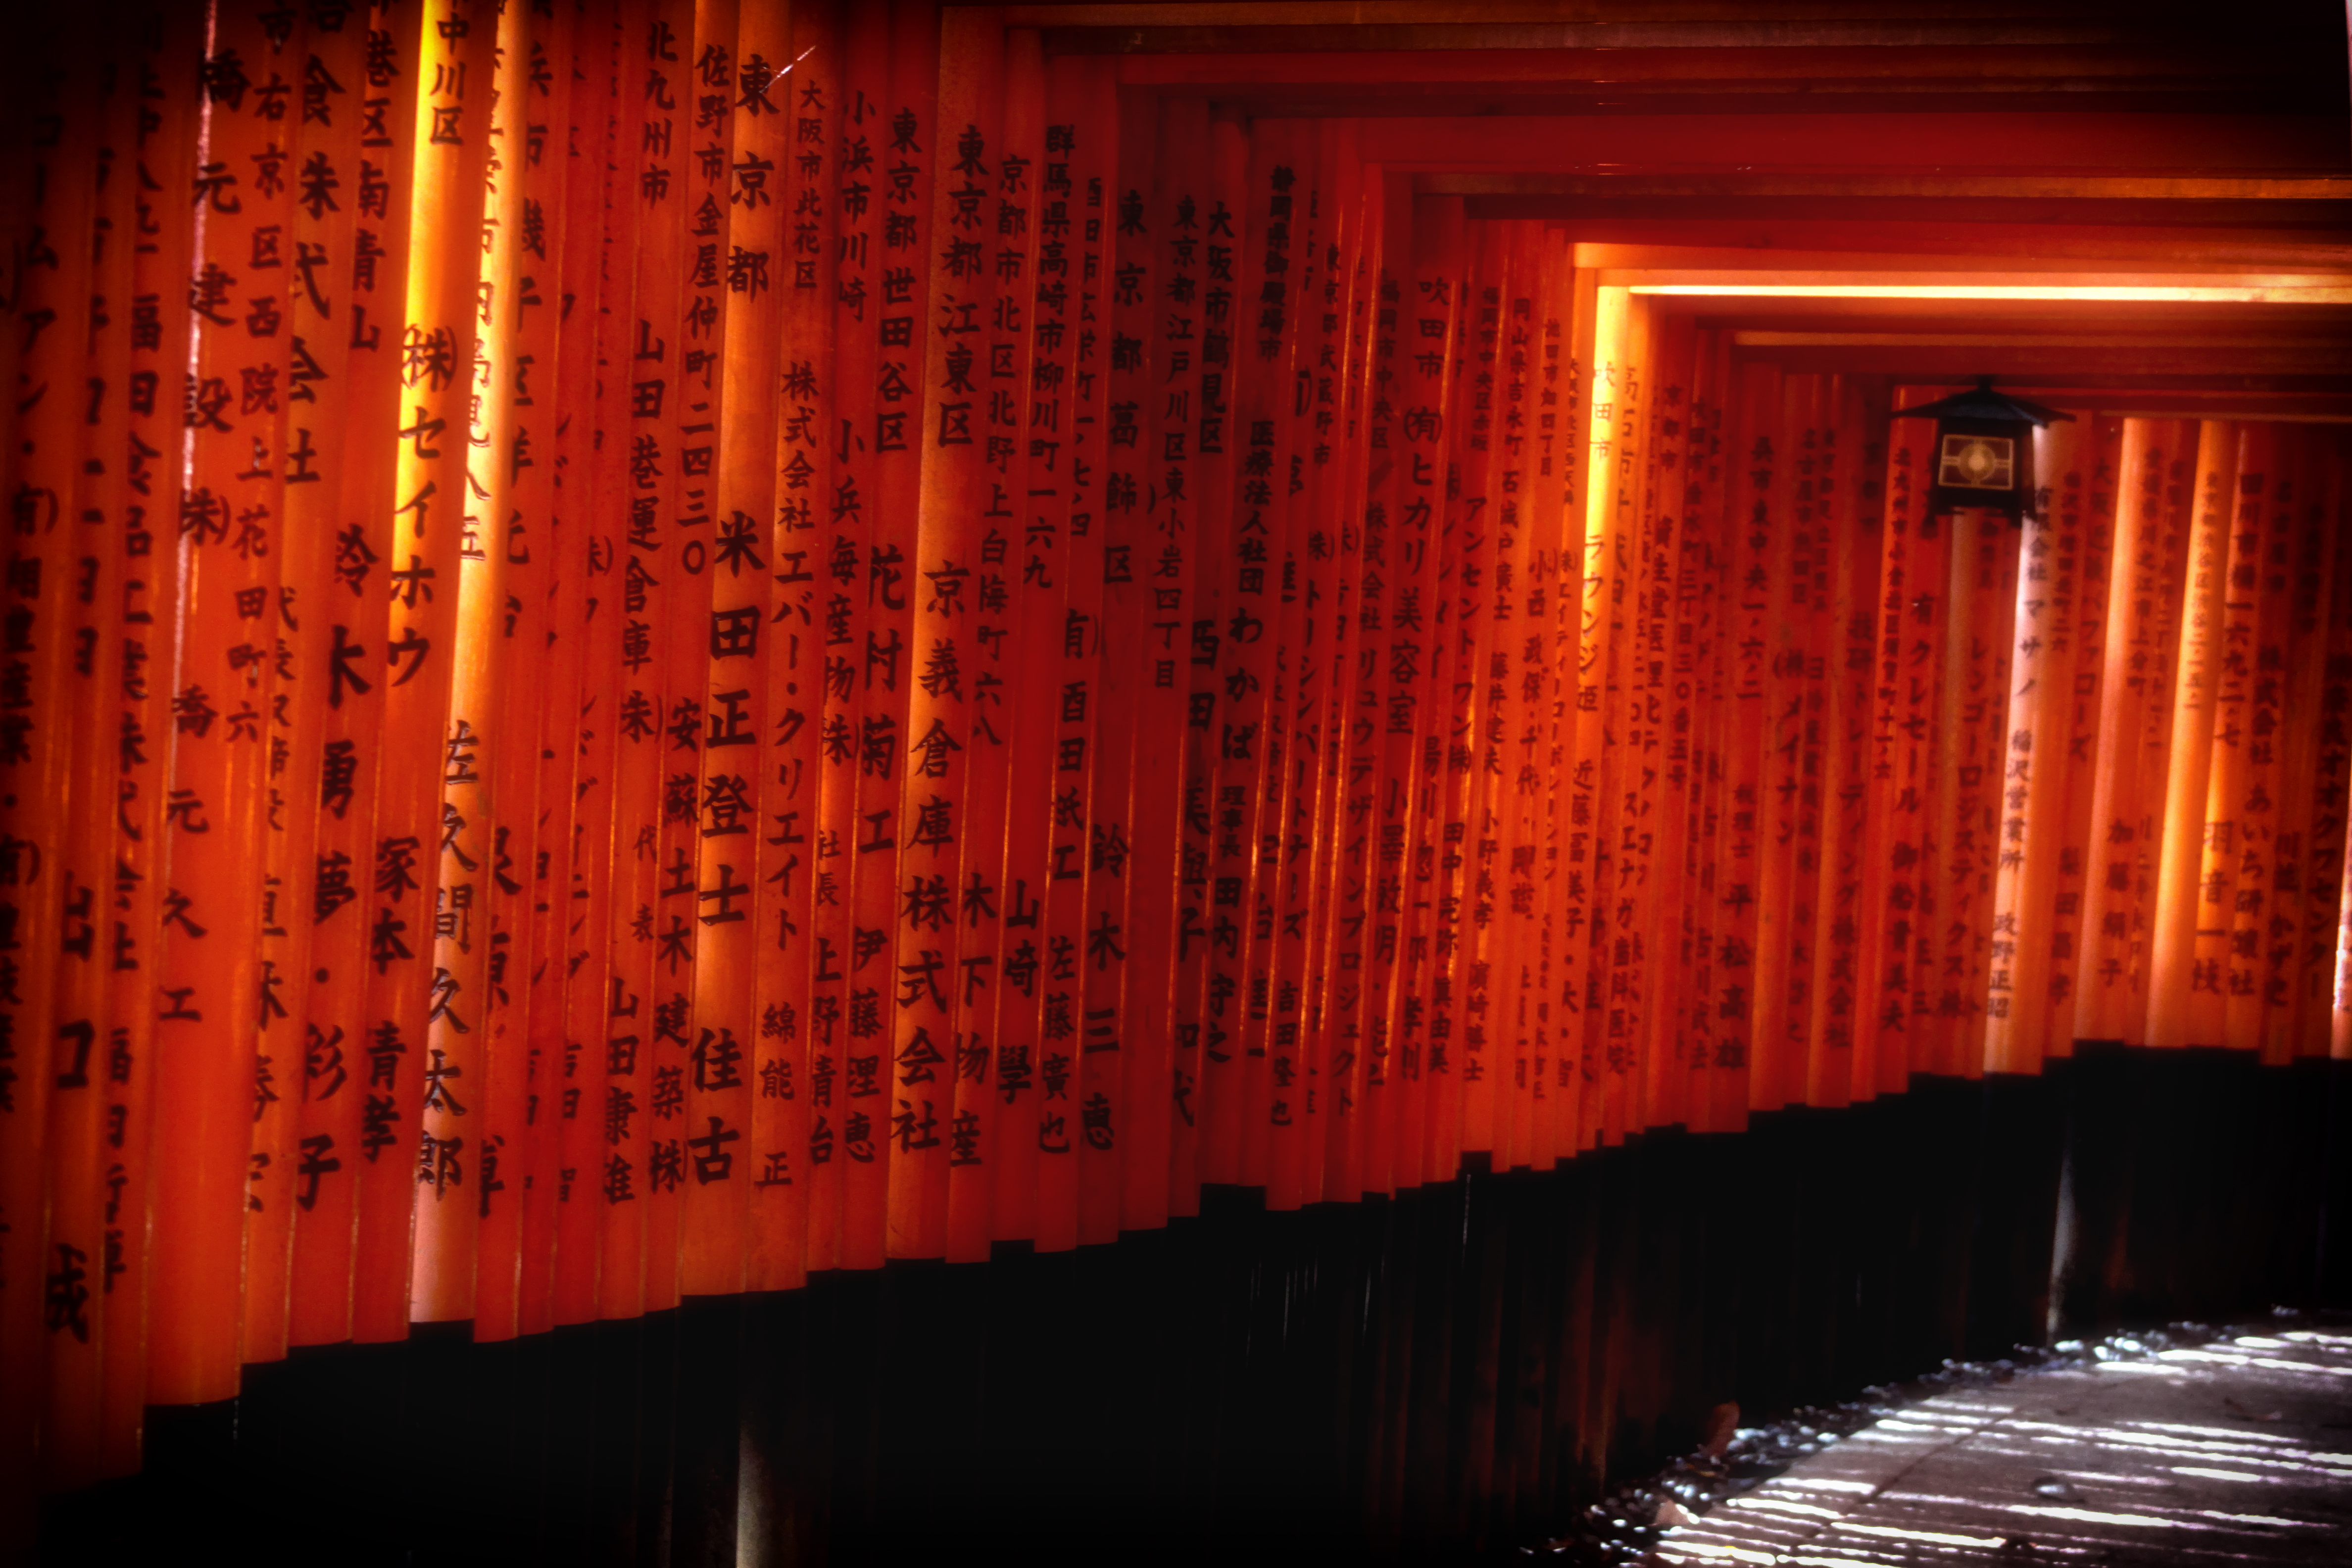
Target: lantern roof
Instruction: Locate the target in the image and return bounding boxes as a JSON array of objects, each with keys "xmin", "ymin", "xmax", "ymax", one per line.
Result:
[{"xmin": 1892, "ymin": 378, "xmax": 2074, "ymax": 428}]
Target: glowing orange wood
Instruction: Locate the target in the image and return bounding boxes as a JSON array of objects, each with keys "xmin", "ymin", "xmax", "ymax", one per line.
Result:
[
  {"xmin": 1930, "ymin": 502, "xmax": 2020, "ymax": 1078},
  {"xmin": 99, "ymin": 2, "xmax": 207, "ymax": 1476},
  {"xmin": 1405, "ymin": 209, "xmax": 1495, "ymax": 1183},
  {"xmin": 1748, "ymin": 370, "xmax": 1830, "ymax": 1110},
  {"xmin": 2227, "ymin": 427, "xmax": 2304, "ymax": 1059},
  {"xmin": 1546, "ymin": 255, "xmax": 1597, "ymax": 1159},
  {"xmin": 545, "ymin": 1, "xmax": 630, "ymax": 1325},
  {"xmin": 1849, "ymin": 389, "xmax": 1946, "ymax": 1098},
  {"xmin": 833, "ymin": 0, "xmax": 936, "ymax": 1268},
  {"xmin": 36, "ymin": 12, "xmax": 132, "ymax": 1492},
  {"xmin": 2039, "ymin": 416, "xmax": 2125, "ymax": 1064},
  {"xmin": 1804, "ymin": 374, "xmax": 1888, "ymax": 1106},
  {"xmin": 1078, "ymin": 80, "xmax": 1173, "ymax": 1241},
  {"xmin": 681, "ymin": 0, "xmax": 760, "ymax": 1302},
  {"xmin": 1052, "ymin": 54, "xmax": 1122, "ymax": 1241},
  {"xmin": 1365, "ymin": 192, "xmax": 1464, "ymax": 1189},
  {"xmin": 1679, "ymin": 328, "xmax": 1735, "ymax": 1127},
  {"xmin": 1116, "ymin": 92, "xmax": 1213, "ymax": 1227},
  {"xmin": 1462, "ymin": 219, "xmax": 1541, "ymax": 1161},
  {"xmin": 1321, "ymin": 167, "xmax": 1403, "ymax": 1202},
  {"xmin": 1702, "ymin": 356, "xmax": 1780, "ymax": 1123},
  {"xmin": 530, "ymin": 0, "xmax": 620, "ymax": 1331},
  {"xmin": 2301, "ymin": 444, "xmax": 2352, "ymax": 1058},
  {"xmin": 247, "ymin": 4, "xmax": 380, "ymax": 1360},
  {"xmin": 417, "ymin": 0, "xmax": 536, "ymax": 1333},
  {"xmin": 2147, "ymin": 421, "xmax": 2242, "ymax": 1049},
  {"xmin": 1633, "ymin": 313, "xmax": 1706, "ymax": 1127},
  {"xmin": 800, "ymin": 0, "xmax": 875, "ymax": 1277},
  {"xmin": 1984, "ymin": 415, "xmax": 2089, "ymax": 1077},
  {"xmin": 2074, "ymin": 418, "xmax": 2196, "ymax": 1048},
  {"xmin": 885, "ymin": 3, "xmax": 999, "ymax": 1265},
  {"xmin": 149, "ymin": 0, "xmax": 304, "ymax": 1398},
  {"xmin": 345, "ymin": 0, "xmax": 498, "ymax": 1345},
  {"xmin": 1598, "ymin": 293, "xmax": 1670, "ymax": 1131},
  {"xmin": 1163, "ymin": 112, "xmax": 1242, "ymax": 1214},
  {"xmin": 743, "ymin": 0, "xmax": 839, "ymax": 1297},
  {"xmin": 1251, "ymin": 120, "xmax": 1341, "ymax": 1205},
  {"xmin": 1270, "ymin": 117, "xmax": 1366, "ymax": 1207}
]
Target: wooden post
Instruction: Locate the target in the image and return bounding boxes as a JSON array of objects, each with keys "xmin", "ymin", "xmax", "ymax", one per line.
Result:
[{"xmin": 2147, "ymin": 422, "xmax": 2240, "ymax": 1050}]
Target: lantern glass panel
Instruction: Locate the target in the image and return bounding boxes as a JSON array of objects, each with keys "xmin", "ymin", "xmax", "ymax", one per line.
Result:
[{"xmin": 1937, "ymin": 432, "xmax": 2014, "ymax": 491}]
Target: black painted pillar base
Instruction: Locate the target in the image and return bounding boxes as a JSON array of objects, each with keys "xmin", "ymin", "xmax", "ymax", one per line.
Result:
[{"xmin": 40, "ymin": 1056, "xmax": 2347, "ymax": 1567}]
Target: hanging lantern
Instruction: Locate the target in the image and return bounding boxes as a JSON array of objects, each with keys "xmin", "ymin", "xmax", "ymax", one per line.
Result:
[{"xmin": 1892, "ymin": 377, "xmax": 2072, "ymax": 521}]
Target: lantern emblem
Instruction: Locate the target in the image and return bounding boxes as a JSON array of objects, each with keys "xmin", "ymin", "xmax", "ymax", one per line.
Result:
[{"xmin": 1938, "ymin": 432, "xmax": 2013, "ymax": 490}]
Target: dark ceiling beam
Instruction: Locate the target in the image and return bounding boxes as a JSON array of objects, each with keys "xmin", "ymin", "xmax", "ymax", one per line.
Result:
[
  {"xmin": 1004, "ymin": 0, "xmax": 2352, "ymax": 409},
  {"xmin": 1686, "ymin": 304, "xmax": 2352, "ymax": 332},
  {"xmin": 1453, "ymin": 218, "xmax": 2352, "ymax": 266},
  {"xmin": 1002, "ymin": 0, "xmax": 2315, "ymax": 18},
  {"xmin": 1371, "ymin": 114, "xmax": 2346, "ymax": 174},
  {"xmin": 1087, "ymin": 33, "xmax": 2343, "ymax": 114},
  {"xmin": 1418, "ymin": 175, "xmax": 2351, "ymax": 200},
  {"xmin": 1098, "ymin": 43, "xmax": 2313, "ymax": 86},
  {"xmin": 1853, "ymin": 390, "xmax": 2352, "ymax": 421},
  {"xmin": 1022, "ymin": 17, "xmax": 2316, "ymax": 54},
  {"xmin": 1102, "ymin": 40, "xmax": 2286, "ymax": 77},
  {"xmin": 1817, "ymin": 383, "xmax": 2352, "ymax": 417},
  {"xmin": 1465, "ymin": 197, "xmax": 2352, "ymax": 231},
  {"xmin": 1105, "ymin": 53, "xmax": 2341, "ymax": 119},
  {"xmin": 1729, "ymin": 345, "xmax": 2352, "ymax": 381},
  {"xmin": 1203, "ymin": 91, "xmax": 2337, "ymax": 119},
  {"xmin": 1733, "ymin": 332, "xmax": 2352, "ymax": 351}
]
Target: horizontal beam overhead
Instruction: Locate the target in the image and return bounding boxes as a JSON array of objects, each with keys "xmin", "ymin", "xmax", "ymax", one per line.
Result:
[
  {"xmin": 1021, "ymin": 12, "xmax": 2334, "ymax": 54},
  {"xmin": 1735, "ymin": 346, "xmax": 2352, "ymax": 377},
  {"xmin": 1688, "ymin": 303, "xmax": 2352, "ymax": 330},
  {"xmin": 1419, "ymin": 175, "xmax": 2351, "ymax": 200},
  {"xmin": 1192, "ymin": 92, "xmax": 2344, "ymax": 123},
  {"xmin": 1015, "ymin": 0, "xmax": 2351, "ymax": 398},
  {"xmin": 1376, "ymin": 112, "xmax": 2346, "ymax": 173},
  {"xmin": 1003, "ymin": 0, "xmax": 2324, "ymax": 20},
  {"xmin": 1468, "ymin": 202, "xmax": 2352, "ymax": 242},
  {"xmin": 1608, "ymin": 275, "xmax": 2352, "ymax": 295},
  {"xmin": 1459, "ymin": 218, "xmax": 2352, "ymax": 265},
  {"xmin": 1102, "ymin": 42, "xmax": 2313, "ymax": 84},
  {"xmin": 1731, "ymin": 331, "xmax": 2352, "ymax": 349}
]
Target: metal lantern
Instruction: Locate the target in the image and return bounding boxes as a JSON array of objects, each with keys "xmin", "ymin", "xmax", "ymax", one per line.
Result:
[{"xmin": 1891, "ymin": 377, "xmax": 2073, "ymax": 521}]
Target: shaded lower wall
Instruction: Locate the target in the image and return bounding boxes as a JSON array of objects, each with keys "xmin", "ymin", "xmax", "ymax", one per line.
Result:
[{"xmin": 42, "ymin": 1048, "xmax": 2352, "ymax": 1567}]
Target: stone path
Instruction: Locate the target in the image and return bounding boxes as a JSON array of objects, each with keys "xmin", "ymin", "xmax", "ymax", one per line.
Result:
[{"xmin": 1655, "ymin": 1327, "xmax": 2352, "ymax": 1567}]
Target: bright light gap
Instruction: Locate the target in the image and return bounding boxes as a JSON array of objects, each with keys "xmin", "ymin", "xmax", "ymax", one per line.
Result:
[{"xmin": 1631, "ymin": 285, "xmax": 2352, "ymax": 303}]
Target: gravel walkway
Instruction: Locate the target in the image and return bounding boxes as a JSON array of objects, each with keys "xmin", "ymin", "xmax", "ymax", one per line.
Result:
[{"xmin": 1654, "ymin": 1327, "xmax": 2352, "ymax": 1567}]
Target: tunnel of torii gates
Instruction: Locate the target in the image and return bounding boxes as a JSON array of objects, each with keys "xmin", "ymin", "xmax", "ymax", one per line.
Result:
[{"xmin": 3, "ymin": 0, "xmax": 2352, "ymax": 1559}]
